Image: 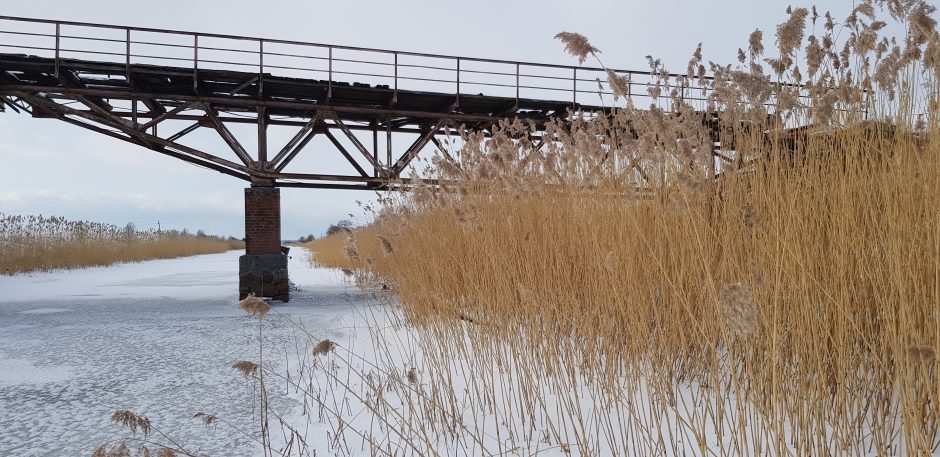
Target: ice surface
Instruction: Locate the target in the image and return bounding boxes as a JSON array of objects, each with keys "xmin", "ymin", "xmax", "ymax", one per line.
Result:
[
  {"xmin": 0, "ymin": 248, "xmax": 374, "ymax": 457},
  {"xmin": 2, "ymin": 250, "xmax": 928, "ymax": 456}
]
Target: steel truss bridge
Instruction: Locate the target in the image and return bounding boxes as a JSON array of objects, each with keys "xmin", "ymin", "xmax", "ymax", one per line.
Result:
[
  {"xmin": 0, "ymin": 16, "xmax": 731, "ymax": 191},
  {"xmin": 0, "ymin": 16, "xmax": 728, "ymax": 300}
]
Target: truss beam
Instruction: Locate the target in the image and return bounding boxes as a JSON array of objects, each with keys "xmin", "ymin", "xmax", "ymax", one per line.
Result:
[{"xmin": 0, "ymin": 53, "xmax": 729, "ymax": 190}]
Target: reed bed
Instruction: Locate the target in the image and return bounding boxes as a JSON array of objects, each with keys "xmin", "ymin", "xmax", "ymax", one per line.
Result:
[
  {"xmin": 300, "ymin": 2, "xmax": 940, "ymax": 455},
  {"xmin": 0, "ymin": 213, "xmax": 244, "ymax": 274}
]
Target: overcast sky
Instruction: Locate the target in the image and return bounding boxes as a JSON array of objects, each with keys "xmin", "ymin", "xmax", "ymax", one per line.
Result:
[{"xmin": 0, "ymin": 1, "xmax": 857, "ymax": 239}]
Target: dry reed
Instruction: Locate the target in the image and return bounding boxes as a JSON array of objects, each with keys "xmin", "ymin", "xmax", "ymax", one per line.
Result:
[
  {"xmin": 304, "ymin": 2, "xmax": 940, "ymax": 454},
  {"xmin": 0, "ymin": 214, "xmax": 243, "ymax": 274},
  {"xmin": 237, "ymin": 294, "xmax": 271, "ymax": 320}
]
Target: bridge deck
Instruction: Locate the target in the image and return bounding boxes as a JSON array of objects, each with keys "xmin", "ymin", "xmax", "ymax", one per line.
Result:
[{"xmin": 0, "ymin": 53, "xmax": 596, "ymax": 127}]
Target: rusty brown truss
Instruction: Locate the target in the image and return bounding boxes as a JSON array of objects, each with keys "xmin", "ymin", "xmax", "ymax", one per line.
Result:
[{"xmin": 0, "ymin": 16, "xmax": 721, "ymax": 190}]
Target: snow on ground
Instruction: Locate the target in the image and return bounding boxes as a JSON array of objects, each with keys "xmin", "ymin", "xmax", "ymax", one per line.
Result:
[
  {"xmin": 2, "ymin": 250, "xmax": 929, "ymax": 456},
  {"xmin": 0, "ymin": 248, "xmax": 380, "ymax": 457}
]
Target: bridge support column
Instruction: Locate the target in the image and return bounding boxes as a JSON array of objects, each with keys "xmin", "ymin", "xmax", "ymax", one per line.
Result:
[{"xmin": 239, "ymin": 186, "xmax": 289, "ymax": 302}]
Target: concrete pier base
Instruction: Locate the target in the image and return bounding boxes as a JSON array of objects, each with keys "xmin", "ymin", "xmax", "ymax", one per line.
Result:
[
  {"xmin": 238, "ymin": 253, "xmax": 289, "ymax": 301},
  {"xmin": 239, "ymin": 186, "xmax": 289, "ymax": 302}
]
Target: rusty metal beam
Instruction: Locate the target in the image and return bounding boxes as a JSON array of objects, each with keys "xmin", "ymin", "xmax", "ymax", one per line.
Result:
[
  {"xmin": 138, "ymin": 102, "xmax": 197, "ymax": 131},
  {"xmin": 14, "ymin": 92, "xmax": 252, "ymax": 176},
  {"xmin": 74, "ymin": 95, "xmax": 136, "ymax": 129},
  {"xmin": 257, "ymin": 107, "xmax": 268, "ymax": 165},
  {"xmin": 262, "ymin": 170, "xmax": 438, "ymax": 185},
  {"xmin": 205, "ymin": 106, "xmax": 253, "ymax": 166},
  {"xmin": 0, "ymin": 96, "xmax": 17, "ymax": 113},
  {"xmin": 127, "ymin": 77, "xmax": 166, "ymax": 116},
  {"xmin": 391, "ymin": 121, "xmax": 441, "ymax": 175},
  {"xmin": 57, "ymin": 70, "xmax": 113, "ymax": 113},
  {"xmin": 274, "ymin": 121, "xmax": 320, "ymax": 172},
  {"xmin": 323, "ymin": 130, "xmax": 369, "ymax": 177},
  {"xmin": 7, "ymin": 90, "xmax": 465, "ymax": 189},
  {"xmin": 166, "ymin": 119, "xmax": 203, "ymax": 142},
  {"xmin": 0, "ymin": 86, "xmax": 510, "ymax": 124},
  {"xmin": 430, "ymin": 136, "xmax": 459, "ymax": 165},
  {"xmin": 271, "ymin": 115, "xmax": 321, "ymax": 166},
  {"xmin": 57, "ymin": 110, "xmax": 455, "ymax": 133},
  {"xmin": 50, "ymin": 105, "xmax": 251, "ymax": 181},
  {"xmin": 330, "ymin": 113, "xmax": 383, "ymax": 172},
  {"xmin": 230, "ymin": 76, "xmax": 258, "ymax": 96}
]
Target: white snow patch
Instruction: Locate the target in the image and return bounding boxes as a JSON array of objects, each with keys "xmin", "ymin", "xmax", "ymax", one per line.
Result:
[
  {"xmin": 0, "ymin": 351, "xmax": 73, "ymax": 387},
  {"xmin": 0, "ymin": 249, "xmax": 243, "ymax": 303},
  {"xmin": 18, "ymin": 308, "xmax": 71, "ymax": 314}
]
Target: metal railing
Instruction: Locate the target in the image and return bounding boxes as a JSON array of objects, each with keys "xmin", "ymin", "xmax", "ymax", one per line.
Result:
[{"xmin": 0, "ymin": 15, "xmax": 719, "ymax": 110}]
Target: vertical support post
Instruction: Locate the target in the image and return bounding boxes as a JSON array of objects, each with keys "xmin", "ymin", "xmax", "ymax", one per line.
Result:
[
  {"xmin": 386, "ymin": 121, "xmax": 392, "ymax": 169},
  {"xmin": 455, "ymin": 57, "xmax": 460, "ymax": 108},
  {"xmin": 132, "ymin": 99, "xmax": 138, "ymax": 127},
  {"xmin": 54, "ymin": 22, "xmax": 60, "ymax": 79},
  {"xmin": 240, "ymin": 186, "xmax": 288, "ymax": 301},
  {"xmin": 515, "ymin": 63, "xmax": 520, "ymax": 105},
  {"xmin": 193, "ymin": 34, "xmax": 199, "ymax": 92},
  {"xmin": 372, "ymin": 121, "xmax": 379, "ymax": 178},
  {"xmin": 258, "ymin": 107, "xmax": 268, "ymax": 167}
]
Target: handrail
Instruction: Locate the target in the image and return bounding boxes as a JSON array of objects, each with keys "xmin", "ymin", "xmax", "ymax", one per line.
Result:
[
  {"xmin": 0, "ymin": 15, "xmax": 698, "ymax": 79},
  {"xmin": 0, "ymin": 15, "xmax": 783, "ymax": 113}
]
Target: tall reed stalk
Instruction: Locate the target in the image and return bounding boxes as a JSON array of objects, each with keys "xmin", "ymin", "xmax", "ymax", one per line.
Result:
[{"xmin": 305, "ymin": 2, "xmax": 940, "ymax": 454}]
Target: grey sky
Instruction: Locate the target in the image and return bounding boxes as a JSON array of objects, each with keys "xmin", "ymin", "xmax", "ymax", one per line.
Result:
[{"xmin": 0, "ymin": 1, "xmax": 856, "ymax": 239}]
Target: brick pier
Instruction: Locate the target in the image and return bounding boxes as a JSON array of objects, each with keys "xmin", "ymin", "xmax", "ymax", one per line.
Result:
[{"xmin": 239, "ymin": 186, "xmax": 289, "ymax": 301}]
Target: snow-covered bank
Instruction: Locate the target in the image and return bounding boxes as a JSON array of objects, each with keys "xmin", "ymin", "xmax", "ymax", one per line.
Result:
[{"xmin": 0, "ymin": 248, "xmax": 376, "ymax": 457}]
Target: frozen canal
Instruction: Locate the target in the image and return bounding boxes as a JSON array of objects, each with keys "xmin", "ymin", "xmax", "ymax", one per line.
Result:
[{"xmin": 0, "ymin": 248, "xmax": 378, "ymax": 457}]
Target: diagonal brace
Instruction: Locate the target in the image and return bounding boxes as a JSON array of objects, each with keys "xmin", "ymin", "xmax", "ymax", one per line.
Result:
[
  {"xmin": 205, "ymin": 106, "xmax": 253, "ymax": 166},
  {"xmin": 14, "ymin": 92, "xmax": 251, "ymax": 177},
  {"xmin": 330, "ymin": 113, "xmax": 383, "ymax": 172},
  {"xmin": 274, "ymin": 120, "xmax": 323, "ymax": 172},
  {"xmin": 271, "ymin": 114, "xmax": 322, "ymax": 167},
  {"xmin": 167, "ymin": 119, "xmax": 204, "ymax": 142},
  {"xmin": 323, "ymin": 130, "xmax": 369, "ymax": 177},
  {"xmin": 391, "ymin": 121, "xmax": 443, "ymax": 176},
  {"xmin": 430, "ymin": 136, "xmax": 459, "ymax": 165},
  {"xmin": 139, "ymin": 102, "xmax": 196, "ymax": 131}
]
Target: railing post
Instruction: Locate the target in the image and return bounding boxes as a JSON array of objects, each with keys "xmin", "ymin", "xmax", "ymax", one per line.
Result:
[
  {"xmin": 54, "ymin": 22, "xmax": 60, "ymax": 79},
  {"xmin": 125, "ymin": 28, "xmax": 131, "ymax": 83},
  {"xmin": 572, "ymin": 67, "xmax": 577, "ymax": 106},
  {"xmin": 193, "ymin": 34, "xmax": 199, "ymax": 91},
  {"xmin": 515, "ymin": 63, "xmax": 520, "ymax": 105},
  {"xmin": 393, "ymin": 52, "xmax": 398, "ymax": 104},
  {"xmin": 455, "ymin": 57, "xmax": 460, "ymax": 108},
  {"xmin": 258, "ymin": 39, "xmax": 264, "ymax": 98},
  {"xmin": 128, "ymin": 27, "xmax": 136, "ymax": 126},
  {"xmin": 327, "ymin": 46, "xmax": 333, "ymax": 101}
]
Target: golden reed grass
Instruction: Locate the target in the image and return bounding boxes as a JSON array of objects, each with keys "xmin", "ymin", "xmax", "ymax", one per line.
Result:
[
  {"xmin": 303, "ymin": 2, "xmax": 940, "ymax": 454},
  {"xmin": 0, "ymin": 214, "xmax": 244, "ymax": 274}
]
